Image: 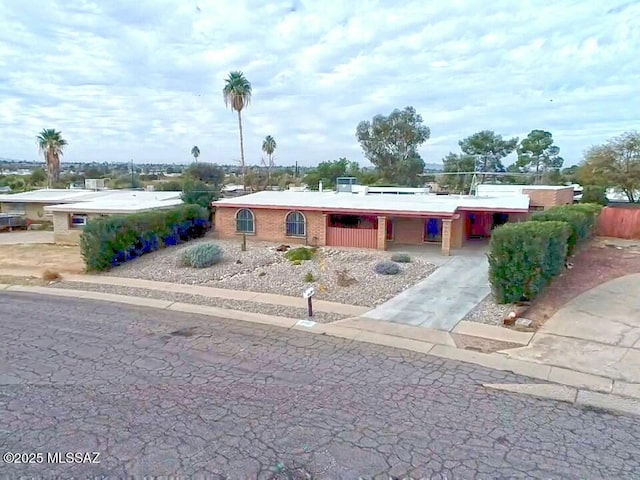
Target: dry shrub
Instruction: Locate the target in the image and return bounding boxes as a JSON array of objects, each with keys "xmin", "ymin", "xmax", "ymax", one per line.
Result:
[
  {"xmin": 335, "ymin": 268, "xmax": 357, "ymax": 287},
  {"xmin": 42, "ymin": 270, "xmax": 61, "ymax": 281}
]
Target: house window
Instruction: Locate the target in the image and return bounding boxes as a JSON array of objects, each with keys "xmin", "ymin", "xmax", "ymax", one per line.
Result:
[
  {"xmin": 235, "ymin": 208, "xmax": 255, "ymax": 233},
  {"xmin": 70, "ymin": 214, "xmax": 88, "ymax": 229},
  {"xmin": 285, "ymin": 211, "xmax": 306, "ymax": 237}
]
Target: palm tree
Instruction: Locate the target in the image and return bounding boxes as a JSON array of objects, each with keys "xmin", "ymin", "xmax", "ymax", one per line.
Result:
[
  {"xmin": 191, "ymin": 145, "xmax": 200, "ymax": 163},
  {"xmin": 261, "ymin": 135, "xmax": 277, "ymax": 188},
  {"xmin": 223, "ymin": 71, "xmax": 252, "ymax": 191},
  {"xmin": 36, "ymin": 129, "xmax": 67, "ymax": 188}
]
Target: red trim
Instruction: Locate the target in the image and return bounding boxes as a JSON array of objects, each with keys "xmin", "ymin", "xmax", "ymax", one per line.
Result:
[{"xmin": 213, "ymin": 204, "xmax": 455, "ymax": 218}]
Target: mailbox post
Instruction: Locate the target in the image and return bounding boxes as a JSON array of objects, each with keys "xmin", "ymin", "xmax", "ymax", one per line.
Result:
[{"xmin": 303, "ymin": 287, "xmax": 315, "ymax": 318}]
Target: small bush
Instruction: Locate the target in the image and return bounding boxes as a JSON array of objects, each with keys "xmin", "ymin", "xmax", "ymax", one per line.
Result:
[
  {"xmin": 291, "ymin": 259, "xmax": 302, "ymax": 266},
  {"xmin": 531, "ymin": 204, "xmax": 601, "ymax": 255},
  {"xmin": 390, "ymin": 253, "xmax": 411, "ymax": 263},
  {"xmin": 304, "ymin": 272, "xmax": 314, "ymax": 282},
  {"xmin": 181, "ymin": 242, "xmax": 223, "ymax": 268},
  {"xmin": 488, "ymin": 221, "xmax": 570, "ymax": 304},
  {"xmin": 336, "ymin": 268, "xmax": 357, "ymax": 287},
  {"xmin": 42, "ymin": 270, "xmax": 61, "ymax": 281},
  {"xmin": 374, "ymin": 261, "xmax": 401, "ymax": 275},
  {"xmin": 285, "ymin": 247, "xmax": 315, "ymax": 262}
]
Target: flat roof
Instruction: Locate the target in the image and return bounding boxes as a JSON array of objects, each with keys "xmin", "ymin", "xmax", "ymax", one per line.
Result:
[
  {"xmin": 44, "ymin": 191, "xmax": 183, "ymax": 214},
  {"xmin": 213, "ymin": 191, "xmax": 530, "ymax": 215},
  {"xmin": 0, "ymin": 189, "xmax": 112, "ymax": 203},
  {"xmin": 477, "ymin": 184, "xmax": 574, "ymax": 192}
]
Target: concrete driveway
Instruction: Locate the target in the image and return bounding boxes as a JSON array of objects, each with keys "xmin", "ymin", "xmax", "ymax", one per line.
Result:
[
  {"xmin": 506, "ymin": 274, "xmax": 640, "ymax": 387},
  {"xmin": 0, "ymin": 230, "xmax": 54, "ymax": 245}
]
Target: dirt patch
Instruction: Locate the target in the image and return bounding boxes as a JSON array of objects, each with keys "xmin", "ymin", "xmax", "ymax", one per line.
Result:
[
  {"xmin": 525, "ymin": 237, "xmax": 640, "ymax": 327},
  {"xmin": 0, "ymin": 274, "xmax": 49, "ymax": 286},
  {"xmin": 0, "ymin": 244, "xmax": 84, "ymax": 276}
]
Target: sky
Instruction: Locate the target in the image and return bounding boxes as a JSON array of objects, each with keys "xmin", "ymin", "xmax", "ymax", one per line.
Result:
[{"xmin": 1, "ymin": 0, "xmax": 638, "ymax": 167}]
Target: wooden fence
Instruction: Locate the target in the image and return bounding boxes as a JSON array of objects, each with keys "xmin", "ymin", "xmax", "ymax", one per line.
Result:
[
  {"xmin": 326, "ymin": 226, "xmax": 378, "ymax": 249},
  {"xmin": 597, "ymin": 206, "xmax": 640, "ymax": 239}
]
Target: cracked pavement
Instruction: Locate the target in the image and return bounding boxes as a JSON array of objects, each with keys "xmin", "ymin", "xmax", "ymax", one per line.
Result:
[{"xmin": 1, "ymin": 292, "xmax": 639, "ymax": 479}]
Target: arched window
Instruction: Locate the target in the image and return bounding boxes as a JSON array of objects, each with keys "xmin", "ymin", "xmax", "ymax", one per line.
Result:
[
  {"xmin": 285, "ymin": 211, "xmax": 306, "ymax": 237},
  {"xmin": 235, "ymin": 209, "xmax": 255, "ymax": 233}
]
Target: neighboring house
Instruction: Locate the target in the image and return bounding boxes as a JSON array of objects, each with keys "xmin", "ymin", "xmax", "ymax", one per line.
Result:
[
  {"xmin": 44, "ymin": 190, "xmax": 183, "ymax": 244},
  {"xmin": 0, "ymin": 186, "xmax": 11, "ymax": 194},
  {"xmin": 0, "ymin": 189, "xmax": 111, "ymax": 221},
  {"xmin": 212, "ymin": 183, "xmax": 575, "ymax": 256}
]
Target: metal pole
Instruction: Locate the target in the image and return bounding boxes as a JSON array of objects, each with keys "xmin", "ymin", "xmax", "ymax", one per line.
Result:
[
  {"xmin": 307, "ymin": 296, "xmax": 313, "ymax": 317},
  {"xmin": 131, "ymin": 159, "xmax": 134, "ymax": 188}
]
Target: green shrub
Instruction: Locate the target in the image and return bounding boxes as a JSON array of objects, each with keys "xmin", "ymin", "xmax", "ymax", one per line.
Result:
[
  {"xmin": 530, "ymin": 204, "xmax": 601, "ymax": 255},
  {"xmin": 374, "ymin": 261, "xmax": 400, "ymax": 275},
  {"xmin": 80, "ymin": 204, "xmax": 210, "ymax": 272},
  {"xmin": 303, "ymin": 271, "xmax": 314, "ymax": 282},
  {"xmin": 291, "ymin": 259, "xmax": 302, "ymax": 266},
  {"xmin": 181, "ymin": 242, "xmax": 223, "ymax": 268},
  {"xmin": 488, "ymin": 221, "xmax": 570, "ymax": 304},
  {"xmin": 580, "ymin": 186, "xmax": 609, "ymax": 206},
  {"xmin": 285, "ymin": 247, "xmax": 314, "ymax": 262},
  {"xmin": 390, "ymin": 253, "xmax": 411, "ymax": 263}
]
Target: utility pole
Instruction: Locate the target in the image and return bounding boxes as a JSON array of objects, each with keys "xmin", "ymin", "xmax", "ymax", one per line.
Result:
[{"xmin": 130, "ymin": 159, "xmax": 134, "ymax": 189}]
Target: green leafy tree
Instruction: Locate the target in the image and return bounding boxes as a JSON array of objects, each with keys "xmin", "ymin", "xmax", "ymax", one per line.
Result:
[
  {"xmin": 516, "ymin": 130, "xmax": 564, "ymax": 182},
  {"xmin": 356, "ymin": 106, "xmax": 430, "ymax": 187},
  {"xmin": 191, "ymin": 146, "xmax": 200, "ymax": 163},
  {"xmin": 185, "ymin": 162, "xmax": 224, "ymax": 185},
  {"xmin": 578, "ymin": 131, "xmax": 640, "ymax": 202},
  {"xmin": 440, "ymin": 152, "xmax": 475, "ymax": 192},
  {"xmin": 28, "ymin": 168, "xmax": 47, "ymax": 186},
  {"xmin": 561, "ymin": 165, "xmax": 580, "ymax": 184},
  {"xmin": 580, "ymin": 186, "xmax": 609, "ymax": 205},
  {"xmin": 181, "ymin": 180, "xmax": 220, "ymax": 210},
  {"xmin": 303, "ymin": 158, "xmax": 360, "ymax": 190},
  {"xmin": 36, "ymin": 128, "xmax": 67, "ymax": 187},
  {"xmin": 156, "ymin": 179, "xmax": 184, "ymax": 191},
  {"xmin": 223, "ymin": 71, "xmax": 252, "ymax": 190},
  {"xmin": 458, "ymin": 130, "xmax": 518, "ymax": 179},
  {"xmin": 261, "ymin": 135, "xmax": 277, "ymax": 188}
]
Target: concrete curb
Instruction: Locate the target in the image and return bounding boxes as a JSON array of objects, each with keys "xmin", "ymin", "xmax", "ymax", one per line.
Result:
[
  {"xmin": 484, "ymin": 383, "xmax": 640, "ymax": 417},
  {"xmin": 3, "ymin": 285, "xmax": 638, "ymax": 406}
]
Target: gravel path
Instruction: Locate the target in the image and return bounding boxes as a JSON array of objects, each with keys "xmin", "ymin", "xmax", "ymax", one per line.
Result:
[
  {"xmin": 48, "ymin": 281, "xmax": 348, "ymax": 324},
  {"xmin": 102, "ymin": 238, "xmax": 437, "ymax": 307},
  {"xmin": 461, "ymin": 293, "xmax": 514, "ymax": 326}
]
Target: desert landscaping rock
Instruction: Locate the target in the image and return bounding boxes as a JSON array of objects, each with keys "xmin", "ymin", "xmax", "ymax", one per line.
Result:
[
  {"xmin": 102, "ymin": 238, "xmax": 437, "ymax": 307},
  {"xmin": 461, "ymin": 293, "xmax": 514, "ymax": 326},
  {"xmin": 48, "ymin": 281, "xmax": 348, "ymax": 323}
]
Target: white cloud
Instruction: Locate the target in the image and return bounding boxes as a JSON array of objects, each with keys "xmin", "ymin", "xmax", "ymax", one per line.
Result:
[{"xmin": 0, "ymin": 0, "xmax": 638, "ymax": 167}]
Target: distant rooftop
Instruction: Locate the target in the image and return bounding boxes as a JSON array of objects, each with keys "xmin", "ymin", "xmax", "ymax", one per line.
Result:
[
  {"xmin": 213, "ymin": 190, "xmax": 530, "ymax": 215},
  {"xmin": 0, "ymin": 188, "xmax": 110, "ymax": 203},
  {"xmin": 44, "ymin": 190, "xmax": 183, "ymax": 214}
]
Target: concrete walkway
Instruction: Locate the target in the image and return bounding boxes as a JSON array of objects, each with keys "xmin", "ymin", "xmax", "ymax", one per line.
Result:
[
  {"xmin": 362, "ymin": 255, "xmax": 490, "ymax": 331},
  {"xmin": 506, "ymin": 273, "xmax": 640, "ymax": 392}
]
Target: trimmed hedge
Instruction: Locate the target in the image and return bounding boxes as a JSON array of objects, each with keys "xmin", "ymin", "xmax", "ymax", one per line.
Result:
[
  {"xmin": 488, "ymin": 221, "xmax": 570, "ymax": 304},
  {"xmin": 530, "ymin": 204, "xmax": 602, "ymax": 255},
  {"xmin": 80, "ymin": 204, "xmax": 211, "ymax": 272}
]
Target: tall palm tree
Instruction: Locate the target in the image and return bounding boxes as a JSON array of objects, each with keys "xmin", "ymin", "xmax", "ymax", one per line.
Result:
[
  {"xmin": 261, "ymin": 135, "xmax": 277, "ymax": 188},
  {"xmin": 191, "ymin": 145, "xmax": 200, "ymax": 163},
  {"xmin": 223, "ymin": 71, "xmax": 252, "ymax": 191},
  {"xmin": 36, "ymin": 129, "xmax": 67, "ymax": 188}
]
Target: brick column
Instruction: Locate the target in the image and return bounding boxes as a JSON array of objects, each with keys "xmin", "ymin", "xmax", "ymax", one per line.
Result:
[
  {"xmin": 377, "ymin": 216, "xmax": 387, "ymax": 250},
  {"xmin": 321, "ymin": 213, "xmax": 328, "ymax": 246},
  {"xmin": 441, "ymin": 218, "xmax": 452, "ymax": 256},
  {"xmin": 451, "ymin": 214, "xmax": 464, "ymax": 249}
]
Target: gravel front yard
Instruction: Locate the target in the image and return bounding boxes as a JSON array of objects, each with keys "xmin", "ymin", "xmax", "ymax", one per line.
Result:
[
  {"xmin": 47, "ymin": 281, "xmax": 348, "ymax": 324},
  {"xmin": 103, "ymin": 238, "xmax": 437, "ymax": 307},
  {"xmin": 460, "ymin": 294, "xmax": 514, "ymax": 326}
]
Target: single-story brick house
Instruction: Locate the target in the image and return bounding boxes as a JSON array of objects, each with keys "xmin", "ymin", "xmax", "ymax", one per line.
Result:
[{"xmin": 212, "ymin": 184, "xmax": 575, "ymax": 256}]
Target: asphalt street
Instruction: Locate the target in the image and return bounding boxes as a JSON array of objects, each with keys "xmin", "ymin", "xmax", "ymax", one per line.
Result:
[{"xmin": 1, "ymin": 292, "xmax": 639, "ymax": 479}]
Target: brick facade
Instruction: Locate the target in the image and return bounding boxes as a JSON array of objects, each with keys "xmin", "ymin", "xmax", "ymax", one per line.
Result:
[
  {"xmin": 215, "ymin": 207, "xmax": 326, "ymax": 246},
  {"xmin": 524, "ymin": 187, "xmax": 574, "ymax": 210}
]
